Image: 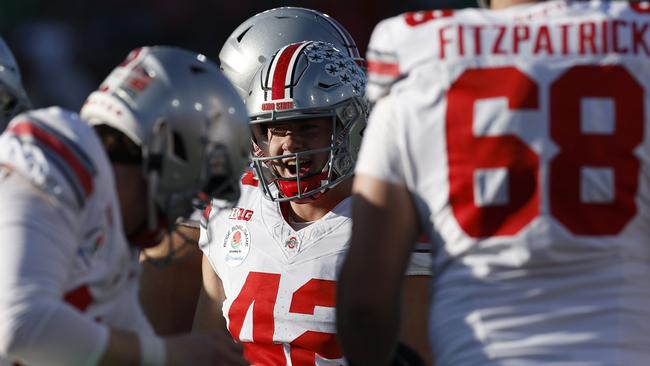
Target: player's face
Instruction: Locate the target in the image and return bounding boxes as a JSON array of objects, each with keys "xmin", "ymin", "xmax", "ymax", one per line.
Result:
[
  {"xmin": 264, "ymin": 117, "xmax": 332, "ymax": 179},
  {"xmin": 113, "ymin": 163, "xmax": 148, "ymax": 235}
]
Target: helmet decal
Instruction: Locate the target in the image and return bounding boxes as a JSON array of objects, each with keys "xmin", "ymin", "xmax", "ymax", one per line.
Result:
[
  {"xmin": 268, "ymin": 42, "xmax": 309, "ymax": 101},
  {"xmin": 247, "ymin": 41, "xmax": 368, "ymax": 203}
]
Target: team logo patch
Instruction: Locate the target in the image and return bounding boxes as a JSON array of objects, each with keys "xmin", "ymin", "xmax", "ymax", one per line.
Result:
[
  {"xmin": 229, "ymin": 207, "xmax": 254, "ymax": 221},
  {"xmin": 285, "ymin": 236, "xmax": 299, "ymax": 250},
  {"xmin": 223, "ymin": 224, "xmax": 250, "ymax": 266},
  {"xmin": 283, "ymin": 235, "xmax": 301, "ymax": 257}
]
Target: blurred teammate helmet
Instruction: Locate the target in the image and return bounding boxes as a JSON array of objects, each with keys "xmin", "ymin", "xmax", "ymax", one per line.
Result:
[
  {"xmin": 81, "ymin": 46, "xmax": 250, "ymax": 231},
  {"xmin": 219, "ymin": 7, "xmax": 363, "ymax": 98},
  {"xmin": 0, "ymin": 37, "xmax": 31, "ymax": 132},
  {"xmin": 248, "ymin": 41, "xmax": 368, "ymax": 203}
]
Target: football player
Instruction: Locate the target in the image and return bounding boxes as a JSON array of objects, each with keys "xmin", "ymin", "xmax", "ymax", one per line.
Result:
[
  {"xmin": 192, "ymin": 8, "xmax": 433, "ymax": 365},
  {"xmin": 195, "ymin": 39, "xmax": 431, "ymax": 365},
  {"xmin": 338, "ymin": 0, "xmax": 650, "ymax": 365},
  {"xmin": 137, "ymin": 6, "xmax": 367, "ymax": 336},
  {"xmin": 0, "ymin": 46, "xmax": 250, "ymax": 365}
]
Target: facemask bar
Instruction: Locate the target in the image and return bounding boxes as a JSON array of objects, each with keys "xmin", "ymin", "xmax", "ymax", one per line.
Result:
[
  {"xmin": 252, "ymin": 114, "xmax": 346, "ymax": 202},
  {"xmin": 144, "ymin": 134, "xmax": 242, "ymax": 267},
  {"xmin": 249, "ymin": 97, "xmax": 365, "ymax": 202},
  {"xmin": 196, "ymin": 142, "xmax": 241, "ymax": 207},
  {"xmin": 252, "ymin": 144, "xmax": 340, "ymax": 202},
  {"xmin": 151, "ymin": 132, "xmax": 242, "ymax": 226}
]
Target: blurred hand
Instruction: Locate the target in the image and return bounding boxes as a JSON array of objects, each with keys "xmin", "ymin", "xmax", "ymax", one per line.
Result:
[{"xmin": 165, "ymin": 331, "xmax": 248, "ymax": 366}]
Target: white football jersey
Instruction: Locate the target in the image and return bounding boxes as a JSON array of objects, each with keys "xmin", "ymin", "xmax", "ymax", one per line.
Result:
[
  {"xmin": 358, "ymin": 1, "xmax": 650, "ymax": 365},
  {"xmin": 200, "ymin": 171, "xmax": 431, "ymax": 365},
  {"xmin": 0, "ymin": 107, "xmax": 152, "ymax": 366}
]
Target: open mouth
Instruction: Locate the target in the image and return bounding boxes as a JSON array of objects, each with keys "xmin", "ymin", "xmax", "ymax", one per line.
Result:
[{"xmin": 282, "ymin": 158, "xmax": 312, "ymax": 177}]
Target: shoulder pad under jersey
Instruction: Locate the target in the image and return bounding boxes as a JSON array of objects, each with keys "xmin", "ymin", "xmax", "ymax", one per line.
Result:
[{"xmin": 0, "ymin": 107, "xmax": 102, "ymax": 210}]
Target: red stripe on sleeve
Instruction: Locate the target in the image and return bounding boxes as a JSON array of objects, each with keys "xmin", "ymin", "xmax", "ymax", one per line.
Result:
[
  {"xmin": 367, "ymin": 59, "xmax": 401, "ymax": 77},
  {"xmin": 9, "ymin": 121, "xmax": 94, "ymax": 196}
]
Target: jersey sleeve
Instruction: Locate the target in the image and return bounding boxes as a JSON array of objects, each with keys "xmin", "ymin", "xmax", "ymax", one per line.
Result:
[
  {"xmin": 366, "ymin": 17, "xmax": 402, "ymax": 103},
  {"xmin": 355, "ymin": 94, "xmax": 407, "ymax": 186},
  {"xmin": 357, "ymin": 96, "xmax": 432, "ymax": 276},
  {"xmin": 0, "ymin": 172, "xmax": 108, "ymax": 366},
  {"xmin": 0, "ymin": 110, "xmax": 98, "ymax": 211}
]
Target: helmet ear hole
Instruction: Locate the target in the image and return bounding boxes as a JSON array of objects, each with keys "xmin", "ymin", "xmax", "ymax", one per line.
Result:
[
  {"xmin": 190, "ymin": 65, "xmax": 206, "ymax": 74},
  {"xmin": 172, "ymin": 131, "xmax": 187, "ymax": 161}
]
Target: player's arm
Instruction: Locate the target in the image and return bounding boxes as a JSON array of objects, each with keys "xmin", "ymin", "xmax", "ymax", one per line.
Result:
[
  {"xmin": 0, "ymin": 176, "xmax": 111, "ymax": 365},
  {"xmin": 193, "ymin": 254, "xmax": 229, "ymax": 332},
  {"xmin": 139, "ymin": 225, "xmax": 203, "ymax": 335},
  {"xmin": 104, "ymin": 242, "xmax": 245, "ymax": 365},
  {"xmin": 337, "ymin": 173, "xmax": 420, "ymax": 365},
  {"xmin": 0, "ymin": 175, "xmax": 246, "ymax": 366},
  {"xmin": 401, "ymin": 236, "xmax": 434, "ymax": 364},
  {"xmin": 400, "ymin": 275, "xmax": 433, "ymax": 365},
  {"xmin": 98, "ymin": 327, "xmax": 247, "ymax": 366}
]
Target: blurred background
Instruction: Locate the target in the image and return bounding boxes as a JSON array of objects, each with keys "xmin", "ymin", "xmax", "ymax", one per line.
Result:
[{"xmin": 0, "ymin": 0, "xmax": 477, "ymax": 110}]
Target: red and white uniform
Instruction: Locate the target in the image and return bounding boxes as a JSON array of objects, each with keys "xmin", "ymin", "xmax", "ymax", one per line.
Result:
[
  {"xmin": 200, "ymin": 172, "xmax": 431, "ymax": 365},
  {"xmin": 358, "ymin": 1, "xmax": 650, "ymax": 365},
  {"xmin": 0, "ymin": 107, "xmax": 152, "ymax": 366}
]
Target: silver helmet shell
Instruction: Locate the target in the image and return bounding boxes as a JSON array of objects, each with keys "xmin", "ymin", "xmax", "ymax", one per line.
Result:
[
  {"xmin": 219, "ymin": 7, "xmax": 362, "ymax": 98},
  {"xmin": 0, "ymin": 37, "xmax": 30, "ymax": 132},
  {"xmin": 80, "ymin": 46, "xmax": 251, "ymax": 227},
  {"xmin": 247, "ymin": 41, "xmax": 368, "ymax": 202}
]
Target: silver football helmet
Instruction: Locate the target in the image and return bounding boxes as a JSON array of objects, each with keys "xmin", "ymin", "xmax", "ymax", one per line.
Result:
[
  {"xmin": 247, "ymin": 41, "xmax": 368, "ymax": 203},
  {"xmin": 219, "ymin": 7, "xmax": 363, "ymax": 98},
  {"xmin": 0, "ymin": 37, "xmax": 30, "ymax": 132},
  {"xmin": 80, "ymin": 46, "xmax": 251, "ymax": 233}
]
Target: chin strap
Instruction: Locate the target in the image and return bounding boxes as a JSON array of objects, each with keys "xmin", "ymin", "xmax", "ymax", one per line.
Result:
[
  {"xmin": 127, "ymin": 218, "xmax": 165, "ymax": 249},
  {"xmin": 139, "ymin": 218, "xmax": 201, "ymax": 267}
]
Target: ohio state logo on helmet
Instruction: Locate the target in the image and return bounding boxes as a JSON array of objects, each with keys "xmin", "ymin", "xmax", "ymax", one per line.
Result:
[{"xmin": 260, "ymin": 41, "xmax": 366, "ymax": 113}]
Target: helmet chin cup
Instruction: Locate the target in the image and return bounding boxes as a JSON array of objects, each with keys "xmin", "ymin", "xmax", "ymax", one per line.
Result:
[{"xmin": 277, "ymin": 171, "xmax": 329, "ymax": 202}]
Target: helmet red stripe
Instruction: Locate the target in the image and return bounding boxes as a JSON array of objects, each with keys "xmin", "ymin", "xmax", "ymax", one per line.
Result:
[{"xmin": 271, "ymin": 43, "xmax": 303, "ymax": 100}]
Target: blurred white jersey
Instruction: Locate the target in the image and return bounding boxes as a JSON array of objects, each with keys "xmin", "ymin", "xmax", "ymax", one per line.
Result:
[
  {"xmin": 200, "ymin": 171, "xmax": 431, "ymax": 365},
  {"xmin": 357, "ymin": 1, "xmax": 650, "ymax": 365},
  {"xmin": 0, "ymin": 107, "xmax": 152, "ymax": 366}
]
